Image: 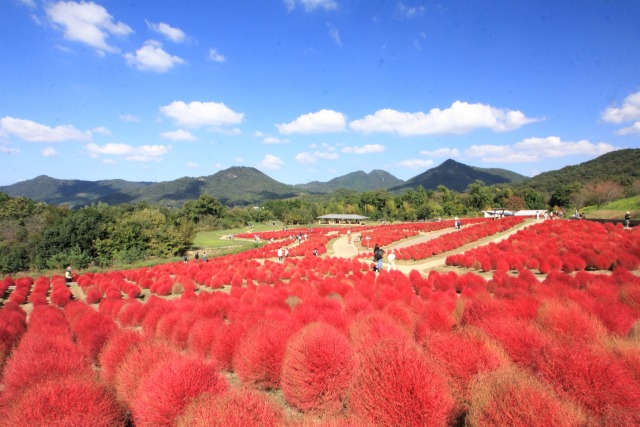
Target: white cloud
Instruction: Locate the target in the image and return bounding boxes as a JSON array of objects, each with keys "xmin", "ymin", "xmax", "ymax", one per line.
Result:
[
  {"xmin": 46, "ymin": 1, "xmax": 132, "ymax": 54},
  {"xmin": 146, "ymin": 21, "xmax": 186, "ymax": 43},
  {"xmin": 186, "ymin": 162, "xmax": 199, "ymax": 169},
  {"xmin": 295, "ymin": 150, "xmax": 339, "ymax": 164},
  {"xmin": 234, "ymin": 157, "xmax": 244, "ymax": 163},
  {"xmin": 0, "ymin": 145, "xmax": 20, "ymax": 154},
  {"xmin": 124, "ymin": 40, "xmax": 185, "ymax": 72},
  {"xmin": 349, "ymin": 101, "xmax": 538, "ymax": 136},
  {"xmin": 91, "ymin": 126, "xmax": 111, "ymax": 136},
  {"xmin": 601, "ymin": 91, "xmax": 640, "ymax": 124},
  {"xmin": 395, "ymin": 3, "xmax": 425, "ymax": 19},
  {"xmin": 616, "ymin": 122, "xmax": 640, "ymax": 135},
  {"xmin": 295, "ymin": 152, "xmax": 317, "ymax": 164},
  {"xmin": 328, "ymin": 23, "xmax": 341, "ymax": 46},
  {"xmin": 0, "ymin": 116, "xmax": 90, "ymax": 142},
  {"xmin": 160, "ymin": 100, "xmax": 244, "ymax": 127},
  {"xmin": 208, "ymin": 48, "xmax": 226, "ymax": 62},
  {"xmin": 420, "ymin": 148, "xmax": 461, "ymax": 158},
  {"xmin": 398, "ymin": 159, "xmax": 434, "ymax": 169},
  {"xmin": 284, "ymin": 0, "xmax": 337, "ymax": 12},
  {"xmin": 119, "ymin": 114, "xmax": 141, "ymax": 123},
  {"xmin": 86, "ymin": 142, "xmax": 170, "ymax": 162},
  {"xmin": 160, "ymin": 129, "xmax": 197, "ymax": 141},
  {"xmin": 263, "ymin": 136, "xmax": 290, "ymax": 144},
  {"xmin": 514, "ymin": 137, "xmax": 617, "ymax": 158},
  {"xmin": 464, "ymin": 136, "xmax": 618, "ymax": 163},
  {"xmin": 102, "ymin": 158, "xmax": 116, "ymax": 165},
  {"xmin": 41, "ymin": 147, "xmax": 58, "ymax": 157},
  {"xmin": 277, "ymin": 109, "xmax": 346, "ymax": 134},
  {"xmin": 341, "ymin": 144, "xmax": 385, "ymax": 154},
  {"xmin": 261, "ymin": 154, "xmax": 284, "ymax": 170}
]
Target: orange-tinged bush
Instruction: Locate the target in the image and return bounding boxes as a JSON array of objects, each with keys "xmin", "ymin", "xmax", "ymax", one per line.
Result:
[
  {"xmin": 131, "ymin": 354, "xmax": 228, "ymax": 427},
  {"xmin": 467, "ymin": 367, "xmax": 586, "ymax": 427},
  {"xmin": 349, "ymin": 335, "xmax": 456, "ymax": 427},
  {"xmin": 281, "ymin": 322, "xmax": 355, "ymax": 414},
  {"xmin": 0, "ymin": 375, "xmax": 126, "ymax": 427},
  {"xmin": 233, "ymin": 318, "xmax": 300, "ymax": 389},
  {"xmin": 176, "ymin": 388, "xmax": 284, "ymax": 427},
  {"xmin": 98, "ymin": 329, "xmax": 143, "ymax": 388}
]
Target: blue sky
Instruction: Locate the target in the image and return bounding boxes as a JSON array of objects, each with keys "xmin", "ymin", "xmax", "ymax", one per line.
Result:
[{"xmin": 1, "ymin": 0, "xmax": 639, "ymax": 187}]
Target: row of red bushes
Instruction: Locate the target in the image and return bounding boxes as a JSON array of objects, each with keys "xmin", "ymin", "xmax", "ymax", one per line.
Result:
[{"xmin": 446, "ymin": 219, "xmax": 640, "ymax": 272}]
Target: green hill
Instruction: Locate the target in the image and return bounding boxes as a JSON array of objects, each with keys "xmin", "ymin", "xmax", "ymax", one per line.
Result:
[
  {"xmin": 295, "ymin": 170, "xmax": 404, "ymax": 193},
  {"xmin": 519, "ymin": 148, "xmax": 640, "ymax": 194},
  {"xmin": 391, "ymin": 159, "xmax": 528, "ymax": 192}
]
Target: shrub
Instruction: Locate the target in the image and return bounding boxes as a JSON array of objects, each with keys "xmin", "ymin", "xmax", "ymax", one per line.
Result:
[
  {"xmin": 348, "ymin": 311, "xmax": 410, "ymax": 351},
  {"xmin": 1, "ymin": 333, "xmax": 89, "ymax": 401},
  {"xmin": 233, "ymin": 318, "xmax": 299, "ymax": 389},
  {"xmin": 98, "ymin": 329, "xmax": 143, "ymax": 388},
  {"xmin": 467, "ymin": 367, "xmax": 586, "ymax": 427},
  {"xmin": 113, "ymin": 340, "xmax": 177, "ymax": 405},
  {"xmin": 281, "ymin": 322, "xmax": 355, "ymax": 414},
  {"xmin": 535, "ymin": 342, "xmax": 640, "ymax": 423},
  {"xmin": 421, "ymin": 328, "xmax": 509, "ymax": 401},
  {"xmin": 0, "ymin": 375, "xmax": 126, "ymax": 427},
  {"xmin": 176, "ymin": 388, "xmax": 284, "ymax": 427},
  {"xmin": 131, "ymin": 354, "xmax": 228, "ymax": 427},
  {"xmin": 349, "ymin": 335, "xmax": 456, "ymax": 426}
]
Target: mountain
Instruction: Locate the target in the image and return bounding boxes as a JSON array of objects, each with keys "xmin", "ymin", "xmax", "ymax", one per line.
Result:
[
  {"xmin": 295, "ymin": 170, "xmax": 404, "ymax": 193},
  {"xmin": 391, "ymin": 159, "xmax": 528, "ymax": 192},
  {"xmin": 103, "ymin": 167, "xmax": 303, "ymax": 207},
  {"xmin": 0, "ymin": 175, "xmax": 153, "ymax": 207},
  {"xmin": 520, "ymin": 148, "xmax": 640, "ymax": 193}
]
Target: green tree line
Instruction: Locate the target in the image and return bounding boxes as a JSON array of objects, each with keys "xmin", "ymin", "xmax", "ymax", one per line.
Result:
[{"xmin": 5, "ymin": 177, "xmax": 621, "ymax": 275}]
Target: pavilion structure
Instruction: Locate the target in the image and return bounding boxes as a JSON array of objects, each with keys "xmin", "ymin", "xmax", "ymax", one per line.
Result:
[{"xmin": 316, "ymin": 214, "xmax": 369, "ymax": 225}]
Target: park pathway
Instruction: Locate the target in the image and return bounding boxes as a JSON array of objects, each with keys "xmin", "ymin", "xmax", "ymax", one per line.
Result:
[{"xmin": 330, "ymin": 219, "xmax": 537, "ymax": 275}]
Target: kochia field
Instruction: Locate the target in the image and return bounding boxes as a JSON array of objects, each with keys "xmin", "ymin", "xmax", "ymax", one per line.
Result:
[{"xmin": 1, "ymin": 218, "xmax": 639, "ymax": 426}]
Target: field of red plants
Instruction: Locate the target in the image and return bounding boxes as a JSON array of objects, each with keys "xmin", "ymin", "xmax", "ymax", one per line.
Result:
[{"xmin": 1, "ymin": 218, "xmax": 639, "ymax": 426}]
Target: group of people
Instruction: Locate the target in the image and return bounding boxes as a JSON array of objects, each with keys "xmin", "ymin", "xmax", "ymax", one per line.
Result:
[
  {"xmin": 372, "ymin": 243, "xmax": 396, "ymax": 272},
  {"xmin": 277, "ymin": 247, "xmax": 290, "ymax": 261},
  {"xmin": 183, "ymin": 251, "xmax": 207, "ymax": 263}
]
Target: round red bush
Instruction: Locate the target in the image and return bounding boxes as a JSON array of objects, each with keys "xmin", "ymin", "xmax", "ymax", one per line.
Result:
[
  {"xmin": 281, "ymin": 322, "xmax": 355, "ymax": 414},
  {"xmin": 349, "ymin": 335, "xmax": 456, "ymax": 426},
  {"xmin": 131, "ymin": 354, "xmax": 228, "ymax": 427},
  {"xmin": 467, "ymin": 367, "xmax": 586, "ymax": 427},
  {"xmin": 176, "ymin": 388, "xmax": 284, "ymax": 427},
  {"xmin": 0, "ymin": 375, "xmax": 126, "ymax": 427}
]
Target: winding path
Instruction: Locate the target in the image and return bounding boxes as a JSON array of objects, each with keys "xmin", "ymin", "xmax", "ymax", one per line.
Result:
[{"xmin": 329, "ymin": 219, "xmax": 537, "ymax": 275}]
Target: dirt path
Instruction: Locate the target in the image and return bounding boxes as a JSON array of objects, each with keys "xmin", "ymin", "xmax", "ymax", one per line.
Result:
[{"xmin": 330, "ymin": 219, "xmax": 537, "ymax": 275}]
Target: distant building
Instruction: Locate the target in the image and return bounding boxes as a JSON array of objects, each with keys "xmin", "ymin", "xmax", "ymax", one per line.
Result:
[
  {"xmin": 316, "ymin": 214, "xmax": 369, "ymax": 225},
  {"xmin": 482, "ymin": 208, "xmax": 539, "ymax": 218}
]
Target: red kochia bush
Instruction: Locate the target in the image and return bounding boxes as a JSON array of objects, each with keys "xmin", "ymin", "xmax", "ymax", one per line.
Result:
[
  {"xmin": 98, "ymin": 329, "xmax": 143, "ymax": 388},
  {"xmin": 467, "ymin": 367, "xmax": 586, "ymax": 427},
  {"xmin": 131, "ymin": 354, "xmax": 228, "ymax": 427},
  {"xmin": 281, "ymin": 322, "xmax": 356, "ymax": 414},
  {"xmin": 349, "ymin": 335, "xmax": 456, "ymax": 427},
  {"xmin": 0, "ymin": 375, "xmax": 126, "ymax": 427},
  {"xmin": 233, "ymin": 318, "xmax": 300, "ymax": 389},
  {"xmin": 1, "ymin": 333, "xmax": 89, "ymax": 401},
  {"xmin": 535, "ymin": 342, "xmax": 640, "ymax": 423},
  {"xmin": 176, "ymin": 388, "xmax": 284, "ymax": 427},
  {"xmin": 114, "ymin": 340, "xmax": 177, "ymax": 406}
]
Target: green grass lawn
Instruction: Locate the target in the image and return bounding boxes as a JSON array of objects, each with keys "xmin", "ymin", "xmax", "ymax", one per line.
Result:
[{"xmin": 582, "ymin": 195, "xmax": 639, "ymax": 219}]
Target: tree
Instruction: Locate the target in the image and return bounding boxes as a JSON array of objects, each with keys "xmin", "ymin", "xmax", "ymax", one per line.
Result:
[
  {"xmin": 585, "ymin": 181, "xmax": 624, "ymax": 208},
  {"xmin": 183, "ymin": 194, "xmax": 226, "ymax": 224},
  {"xmin": 466, "ymin": 180, "xmax": 492, "ymax": 211}
]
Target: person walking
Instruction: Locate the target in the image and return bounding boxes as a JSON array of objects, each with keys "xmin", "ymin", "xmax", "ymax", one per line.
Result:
[
  {"xmin": 64, "ymin": 265, "xmax": 73, "ymax": 285},
  {"xmin": 625, "ymin": 211, "xmax": 631, "ymax": 228},
  {"xmin": 387, "ymin": 250, "xmax": 396, "ymax": 272},
  {"xmin": 278, "ymin": 247, "xmax": 283, "ymax": 261}
]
